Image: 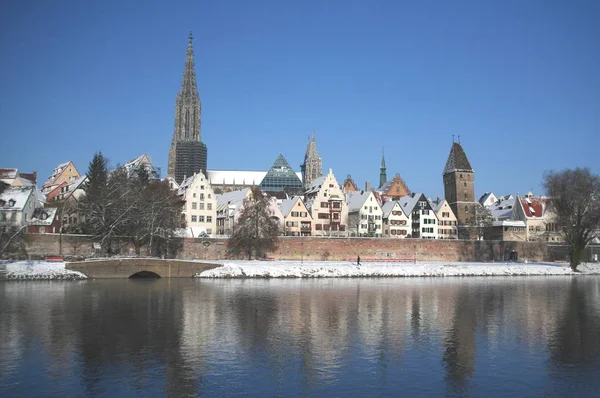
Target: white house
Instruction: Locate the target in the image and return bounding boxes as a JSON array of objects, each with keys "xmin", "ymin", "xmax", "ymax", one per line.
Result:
[
  {"xmin": 399, "ymin": 193, "xmax": 438, "ymax": 239},
  {"xmin": 345, "ymin": 191, "xmax": 383, "ymax": 237},
  {"xmin": 432, "ymin": 199, "xmax": 458, "ymax": 239},
  {"xmin": 381, "ymin": 200, "xmax": 411, "ymax": 238},
  {"xmin": 177, "ymin": 172, "xmax": 217, "ymax": 237},
  {"xmin": 304, "ymin": 169, "xmax": 348, "ymax": 236},
  {"xmin": 215, "ymin": 188, "xmax": 252, "ymax": 236},
  {"xmin": 0, "ymin": 186, "xmax": 45, "ymax": 233},
  {"xmin": 278, "ymin": 196, "xmax": 313, "ymax": 236}
]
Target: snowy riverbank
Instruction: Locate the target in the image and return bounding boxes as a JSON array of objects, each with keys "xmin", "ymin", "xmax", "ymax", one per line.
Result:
[
  {"xmin": 197, "ymin": 260, "xmax": 600, "ymax": 278},
  {"xmin": 2, "ymin": 259, "xmax": 599, "ymax": 280},
  {"xmin": 2, "ymin": 261, "xmax": 87, "ymax": 280}
]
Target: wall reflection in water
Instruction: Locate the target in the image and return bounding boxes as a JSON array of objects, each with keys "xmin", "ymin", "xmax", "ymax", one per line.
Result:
[{"xmin": 1, "ymin": 276, "xmax": 599, "ymax": 397}]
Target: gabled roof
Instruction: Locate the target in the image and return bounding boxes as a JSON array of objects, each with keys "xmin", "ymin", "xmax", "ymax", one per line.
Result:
[
  {"xmin": 381, "ymin": 200, "xmax": 406, "ymax": 218},
  {"xmin": 279, "ymin": 196, "xmax": 303, "ymax": 217},
  {"xmin": 177, "ymin": 172, "xmax": 209, "ymax": 198},
  {"xmin": 399, "ymin": 193, "xmax": 431, "ymax": 213},
  {"xmin": 305, "ymin": 175, "xmax": 327, "ymax": 195},
  {"xmin": 518, "ymin": 196, "xmax": 546, "ymax": 218},
  {"xmin": 342, "ymin": 175, "xmax": 359, "ymax": 192},
  {"xmin": 478, "ymin": 192, "xmax": 497, "ymax": 206},
  {"xmin": 443, "ymin": 142, "xmax": 473, "ymax": 175},
  {"xmin": 29, "ymin": 207, "xmax": 58, "ymax": 226},
  {"xmin": 377, "ymin": 173, "xmax": 410, "ymax": 195},
  {"xmin": 345, "ymin": 191, "xmax": 372, "ymax": 212},
  {"xmin": 486, "ymin": 196, "xmax": 515, "ymax": 220},
  {"xmin": 432, "ymin": 199, "xmax": 448, "ymax": 213},
  {"xmin": 0, "ymin": 186, "xmax": 34, "ymax": 210},
  {"xmin": 216, "ymin": 187, "xmax": 251, "ymax": 206}
]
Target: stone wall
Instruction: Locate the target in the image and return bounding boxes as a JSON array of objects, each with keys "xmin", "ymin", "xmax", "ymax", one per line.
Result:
[{"xmin": 11, "ymin": 233, "xmax": 588, "ymax": 263}]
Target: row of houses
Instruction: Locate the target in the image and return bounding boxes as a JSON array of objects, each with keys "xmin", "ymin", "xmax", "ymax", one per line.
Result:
[
  {"xmin": 2, "ymin": 153, "xmax": 560, "ymax": 243},
  {"xmin": 177, "ymin": 168, "xmax": 459, "ymax": 239}
]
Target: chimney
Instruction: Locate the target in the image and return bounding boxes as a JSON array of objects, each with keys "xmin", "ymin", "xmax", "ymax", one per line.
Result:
[{"xmin": 365, "ymin": 181, "xmax": 371, "ymax": 191}]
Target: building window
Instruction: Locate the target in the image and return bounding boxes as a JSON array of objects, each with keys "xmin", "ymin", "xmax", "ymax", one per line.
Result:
[
  {"xmin": 192, "ymin": 202, "xmax": 197, "ymax": 209},
  {"xmin": 207, "ymin": 203, "xmax": 212, "ymax": 210},
  {"xmin": 207, "ymin": 216, "xmax": 212, "ymax": 223},
  {"xmin": 199, "ymin": 216, "xmax": 205, "ymax": 222},
  {"xmin": 191, "ymin": 215, "xmax": 197, "ymax": 222},
  {"xmin": 200, "ymin": 194, "xmax": 205, "ymax": 200},
  {"xmin": 193, "ymin": 193, "xmax": 196, "ymax": 198},
  {"xmin": 199, "ymin": 203, "xmax": 205, "ymax": 210}
]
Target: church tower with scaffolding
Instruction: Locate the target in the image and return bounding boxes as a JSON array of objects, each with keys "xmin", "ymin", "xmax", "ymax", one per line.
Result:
[{"xmin": 167, "ymin": 32, "xmax": 208, "ymax": 184}]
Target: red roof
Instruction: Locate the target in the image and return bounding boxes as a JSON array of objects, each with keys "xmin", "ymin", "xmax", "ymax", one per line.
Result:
[{"xmin": 520, "ymin": 197, "xmax": 545, "ymax": 218}]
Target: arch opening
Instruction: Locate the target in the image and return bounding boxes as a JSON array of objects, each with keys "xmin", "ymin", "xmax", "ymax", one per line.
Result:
[{"xmin": 129, "ymin": 271, "xmax": 161, "ymax": 279}]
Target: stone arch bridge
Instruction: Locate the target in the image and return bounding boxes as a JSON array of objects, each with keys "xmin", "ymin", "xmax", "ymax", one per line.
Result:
[{"xmin": 66, "ymin": 258, "xmax": 222, "ymax": 278}]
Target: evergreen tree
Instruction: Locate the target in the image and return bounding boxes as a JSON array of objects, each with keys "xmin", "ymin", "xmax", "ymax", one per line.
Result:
[
  {"xmin": 83, "ymin": 151, "xmax": 108, "ymax": 199},
  {"xmin": 227, "ymin": 187, "xmax": 280, "ymax": 259}
]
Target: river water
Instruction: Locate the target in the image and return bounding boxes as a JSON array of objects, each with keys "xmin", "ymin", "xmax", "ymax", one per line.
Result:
[{"xmin": 1, "ymin": 276, "xmax": 599, "ymax": 397}]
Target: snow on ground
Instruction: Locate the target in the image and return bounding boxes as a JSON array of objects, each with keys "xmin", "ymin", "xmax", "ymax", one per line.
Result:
[
  {"xmin": 197, "ymin": 260, "xmax": 600, "ymax": 278},
  {"xmin": 2, "ymin": 261, "xmax": 87, "ymax": 280}
]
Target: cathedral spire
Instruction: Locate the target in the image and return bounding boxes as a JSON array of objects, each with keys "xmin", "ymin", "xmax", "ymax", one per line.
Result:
[
  {"xmin": 168, "ymin": 33, "xmax": 207, "ymax": 183},
  {"xmin": 300, "ymin": 131, "xmax": 323, "ymax": 190},
  {"xmin": 181, "ymin": 31, "xmax": 199, "ymax": 98},
  {"xmin": 379, "ymin": 148, "xmax": 387, "ymax": 189}
]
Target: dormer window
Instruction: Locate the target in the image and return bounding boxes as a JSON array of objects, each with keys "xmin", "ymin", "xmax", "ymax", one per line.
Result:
[
  {"xmin": 8, "ymin": 199, "xmax": 16, "ymax": 207},
  {"xmin": 41, "ymin": 212, "xmax": 48, "ymax": 220}
]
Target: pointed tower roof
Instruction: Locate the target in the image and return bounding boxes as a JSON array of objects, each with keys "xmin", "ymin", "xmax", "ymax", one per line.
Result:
[
  {"xmin": 180, "ymin": 31, "xmax": 199, "ymax": 98},
  {"xmin": 260, "ymin": 154, "xmax": 303, "ymax": 192},
  {"xmin": 380, "ymin": 149, "xmax": 386, "ymax": 169},
  {"xmin": 443, "ymin": 142, "xmax": 473, "ymax": 175}
]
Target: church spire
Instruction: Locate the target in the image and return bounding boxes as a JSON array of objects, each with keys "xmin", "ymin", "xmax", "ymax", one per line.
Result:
[
  {"xmin": 180, "ymin": 31, "xmax": 199, "ymax": 98},
  {"xmin": 379, "ymin": 148, "xmax": 387, "ymax": 188},
  {"xmin": 167, "ymin": 33, "xmax": 207, "ymax": 183},
  {"xmin": 300, "ymin": 130, "xmax": 323, "ymax": 190}
]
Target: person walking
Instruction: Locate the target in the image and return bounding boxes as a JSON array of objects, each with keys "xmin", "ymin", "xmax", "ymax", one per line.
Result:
[{"xmin": 357, "ymin": 255, "xmax": 361, "ymax": 266}]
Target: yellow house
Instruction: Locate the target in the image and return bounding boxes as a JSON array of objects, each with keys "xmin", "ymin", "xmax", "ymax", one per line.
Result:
[
  {"xmin": 42, "ymin": 161, "xmax": 80, "ymax": 195},
  {"xmin": 279, "ymin": 196, "xmax": 313, "ymax": 236},
  {"xmin": 433, "ymin": 199, "xmax": 458, "ymax": 239}
]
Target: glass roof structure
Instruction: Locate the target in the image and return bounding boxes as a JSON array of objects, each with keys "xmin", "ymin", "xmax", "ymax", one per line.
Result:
[{"xmin": 259, "ymin": 154, "xmax": 303, "ymax": 192}]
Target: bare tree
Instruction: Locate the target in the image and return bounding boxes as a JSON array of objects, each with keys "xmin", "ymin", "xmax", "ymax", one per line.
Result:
[
  {"xmin": 544, "ymin": 168, "xmax": 600, "ymax": 271},
  {"xmin": 347, "ymin": 212, "xmax": 361, "ymax": 237},
  {"xmin": 472, "ymin": 205, "xmax": 494, "ymax": 240},
  {"xmin": 227, "ymin": 187, "xmax": 279, "ymax": 259}
]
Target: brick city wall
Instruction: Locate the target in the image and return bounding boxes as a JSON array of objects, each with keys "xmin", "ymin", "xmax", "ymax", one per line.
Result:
[{"xmin": 12, "ymin": 233, "xmax": 573, "ymax": 263}]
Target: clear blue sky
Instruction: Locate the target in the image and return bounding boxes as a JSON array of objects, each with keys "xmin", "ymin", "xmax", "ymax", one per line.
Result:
[{"xmin": 1, "ymin": 0, "xmax": 598, "ymax": 200}]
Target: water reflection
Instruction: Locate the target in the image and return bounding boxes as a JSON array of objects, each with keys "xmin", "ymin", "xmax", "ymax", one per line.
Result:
[{"xmin": 1, "ymin": 277, "xmax": 599, "ymax": 397}]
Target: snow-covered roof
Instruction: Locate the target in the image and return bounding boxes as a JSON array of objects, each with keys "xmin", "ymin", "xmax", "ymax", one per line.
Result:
[
  {"xmin": 381, "ymin": 201, "xmax": 402, "ymax": 218},
  {"xmin": 0, "ymin": 168, "xmax": 18, "ymax": 179},
  {"xmin": 207, "ymin": 170, "xmax": 301, "ymax": 186},
  {"xmin": 486, "ymin": 196, "xmax": 515, "ymax": 220},
  {"xmin": 0, "ymin": 186, "xmax": 34, "ymax": 210},
  {"xmin": 304, "ymin": 176, "xmax": 326, "ymax": 195},
  {"xmin": 432, "ymin": 199, "xmax": 448, "ymax": 213},
  {"xmin": 492, "ymin": 220, "xmax": 526, "ymax": 227},
  {"xmin": 123, "ymin": 154, "xmax": 151, "ymax": 169},
  {"xmin": 345, "ymin": 191, "xmax": 370, "ymax": 212},
  {"xmin": 443, "ymin": 142, "xmax": 473, "ymax": 174},
  {"xmin": 398, "ymin": 193, "xmax": 423, "ymax": 214},
  {"xmin": 216, "ymin": 188, "xmax": 251, "ymax": 206},
  {"xmin": 278, "ymin": 197, "xmax": 301, "ymax": 217},
  {"xmin": 478, "ymin": 192, "xmax": 497, "ymax": 206},
  {"xmin": 29, "ymin": 207, "xmax": 57, "ymax": 226}
]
